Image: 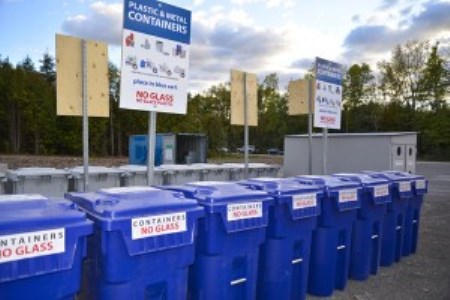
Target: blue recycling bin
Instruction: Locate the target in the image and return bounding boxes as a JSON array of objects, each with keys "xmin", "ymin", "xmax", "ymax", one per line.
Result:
[
  {"xmin": 238, "ymin": 178, "xmax": 322, "ymax": 300},
  {"xmin": 65, "ymin": 186, "xmax": 203, "ymax": 300},
  {"xmin": 385, "ymin": 172, "xmax": 428, "ymax": 256},
  {"xmin": 362, "ymin": 171, "xmax": 413, "ymax": 266},
  {"xmin": 292, "ymin": 176, "xmax": 361, "ymax": 297},
  {"xmin": 0, "ymin": 194, "xmax": 92, "ymax": 300},
  {"xmin": 163, "ymin": 182, "xmax": 273, "ymax": 300},
  {"xmin": 333, "ymin": 173, "xmax": 392, "ymax": 280}
]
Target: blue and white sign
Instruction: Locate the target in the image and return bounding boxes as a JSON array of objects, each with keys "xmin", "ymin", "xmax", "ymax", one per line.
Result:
[
  {"xmin": 120, "ymin": 0, "xmax": 191, "ymax": 114},
  {"xmin": 314, "ymin": 57, "xmax": 343, "ymax": 129}
]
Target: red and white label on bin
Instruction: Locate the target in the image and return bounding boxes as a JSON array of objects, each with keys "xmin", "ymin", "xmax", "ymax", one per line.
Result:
[
  {"xmin": 292, "ymin": 193, "xmax": 317, "ymax": 209},
  {"xmin": 338, "ymin": 189, "xmax": 358, "ymax": 203},
  {"xmin": 131, "ymin": 212, "xmax": 187, "ymax": 240},
  {"xmin": 399, "ymin": 181, "xmax": 411, "ymax": 192},
  {"xmin": 227, "ymin": 202, "xmax": 263, "ymax": 221},
  {"xmin": 416, "ymin": 180, "xmax": 426, "ymax": 190},
  {"xmin": 0, "ymin": 228, "xmax": 65, "ymax": 263},
  {"xmin": 374, "ymin": 185, "xmax": 389, "ymax": 198}
]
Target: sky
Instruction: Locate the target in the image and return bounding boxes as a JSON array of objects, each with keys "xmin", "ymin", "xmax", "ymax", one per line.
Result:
[{"xmin": 0, "ymin": 0, "xmax": 449, "ymax": 93}]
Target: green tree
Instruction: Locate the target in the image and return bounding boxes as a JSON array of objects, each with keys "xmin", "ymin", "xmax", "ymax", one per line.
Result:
[
  {"xmin": 39, "ymin": 52, "xmax": 56, "ymax": 83},
  {"xmin": 420, "ymin": 43, "xmax": 449, "ymax": 111}
]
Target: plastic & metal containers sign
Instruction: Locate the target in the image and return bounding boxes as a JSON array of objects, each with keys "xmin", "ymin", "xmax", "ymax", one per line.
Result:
[
  {"xmin": 314, "ymin": 57, "xmax": 343, "ymax": 129},
  {"xmin": 65, "ymin": 186, "xmax": 203, "ymax": 300},
  {"xmin": 0, "ymin": 194, "xmax": 92, "ymax": 299},
  {"xmin": 120, "ymin": 0, "xmax": 191, "ymax": 114}
]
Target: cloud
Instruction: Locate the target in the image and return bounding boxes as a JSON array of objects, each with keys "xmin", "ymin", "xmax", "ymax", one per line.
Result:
[
  {"xmin": 62, "ymin": 1, "xmax": 122, "ymax": 44},
  {"xmin": 193, "ymin": 0, "xmax": 204, "ymax": 6},
  {"xmin": 352, "ymin": 15, "xmax": 360, "ymax": 23},
  {"xmin": 60, "ymin": 1, "xmax": 339, "ymax": 92},
  {"xmin": 290, "ymin": 58, "xmax": 313, "ymax": 70},
  {"xmin": 230, "ymin": 0, "xmax": 295, "ymax": 9},
  {"xmin": 343, "ymin": 1, "xmax": 450, "ymax": 61},
  {"xmin": 379, "ymin": 0, "xmax": 399, "ymax": 10},
  {"xmin": 188, "ymin": 10, "xmax": 290, "ymax": 88}
]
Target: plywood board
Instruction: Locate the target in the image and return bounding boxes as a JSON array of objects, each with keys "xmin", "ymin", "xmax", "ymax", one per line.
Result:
[
  {"xmin": 230, "ymin": 69, "xmax": 258, "ymax": 126},
  {"xmin": 56, "ymin": 34, "xmax": 109, "ymax": 117},
  {"xmin": 56, "ymin": 34, "xmax": 82, "ymax": 116},
  {"xmin": 288, "ymin": 79, "xmax": 315, "ymax": 115},
  {"xmin": 86, "ymin": 40, "xmax": 109, "ymax": 117}
]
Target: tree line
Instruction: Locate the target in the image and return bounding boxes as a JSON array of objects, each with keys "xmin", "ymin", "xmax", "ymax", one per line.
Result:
[{"xmin": 0, "ymin": 40, "xmax": 449, "ymax": 160}]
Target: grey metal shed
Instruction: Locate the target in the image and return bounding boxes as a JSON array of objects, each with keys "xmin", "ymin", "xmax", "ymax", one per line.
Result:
[{"xmin": 284, "ymin": 132, "xmax": 417, "ymax": 176}]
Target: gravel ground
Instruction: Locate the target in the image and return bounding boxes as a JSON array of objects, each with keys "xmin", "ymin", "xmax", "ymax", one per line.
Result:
[{"xmin": 308, "ymin": 161, "xmax": 450, "ymax": 300}]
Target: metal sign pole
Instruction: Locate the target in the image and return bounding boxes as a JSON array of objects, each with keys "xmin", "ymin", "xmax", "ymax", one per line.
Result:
[
  {"xmin": 243, "ymin": 73, "xmax": 249, "ymax": 179},
  {"xmin": 82, "ymin": 39, "xmax": 89, "ymax": 192},
  {"xmin": 147, "ymin": 111, "xmax": 157, "ymax": 186},
  {"xmin": 308, "ymin": 79, "xmax": 314, "ymax": 175},
  {"xmin": 323, "ymin": 128, "xmax": 328, "ymax": 175}
]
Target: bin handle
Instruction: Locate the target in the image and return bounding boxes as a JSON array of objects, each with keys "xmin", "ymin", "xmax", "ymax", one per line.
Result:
[
  {"xmin": 230, "ymin": 278, "xmax": 247, "ymax": 286},
  {"xmin": 292, "ymin": 258, "xmax": 303, "ymax": 264}
]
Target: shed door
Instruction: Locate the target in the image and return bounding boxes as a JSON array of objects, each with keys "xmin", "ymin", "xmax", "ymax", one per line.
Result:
[
  {"xmin": 405, "ymin": 144, "xmax": 416, "ymax": 173},
  {"xmin": 391, "ymin": 144, "xmax": 406, "ymax": 171}
]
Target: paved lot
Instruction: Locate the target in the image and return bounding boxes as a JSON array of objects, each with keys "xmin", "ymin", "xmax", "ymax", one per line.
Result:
[{"xmin": 308, "ymin": 162, "xmax": 450, "ymax": 300}]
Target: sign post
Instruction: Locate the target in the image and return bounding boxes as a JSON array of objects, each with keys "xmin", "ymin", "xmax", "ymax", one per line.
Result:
[
  {"xmin": 56, "ymin": 34, "xmax": 109, "ymax": 192},
  {"xmin": 243, "ymin": 73, "xmax": 249, "ymax": 178},
  {"xmin": 120, "ymin": 0, "xmax": 191, "ymax": 185},
  {"xmin": 314, "ymin": 57, "xmax": 343, "ymax": 174},
  {"xmin": 308, "ymin": 79, "xmax": 314, "ymax": 175},
  {"xmin": 81, "ymin": 40, "xmax": 89, "ymax": 191},
  {"xmin": 288, "ymin": 78, "xmax": 315, "ymax": 174},
  {"xmin": 231, "ymin": 70, "xmax": 258, "ymax": 179}
]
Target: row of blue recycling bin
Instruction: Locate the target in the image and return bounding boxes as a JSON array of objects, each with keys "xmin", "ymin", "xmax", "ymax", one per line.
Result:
[{"xmin": 0, "ymin": 171, "xmax": 427, "ymax": 300}]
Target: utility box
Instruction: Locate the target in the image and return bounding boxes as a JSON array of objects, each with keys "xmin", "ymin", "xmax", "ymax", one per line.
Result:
[
  {"xmin": 129, "ymin": 133, "xmax": 208, "ymax": 165},
  {"xmin": 284, "ymin": 132, "xmax": 417, "ymax": 176}
]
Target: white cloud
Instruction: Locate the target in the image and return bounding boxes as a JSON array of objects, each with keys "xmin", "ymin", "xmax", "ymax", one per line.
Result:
[
  {"xmin": 62, "ymin": 1, "xmax": 122, "ymax": 44},
  {"xmin": 230, "ymin": 0, "xmax": 295, "ymax": 9},
  {"xmin": 193, "ymin": 0, "xmax": 204, "ymax": 6}
]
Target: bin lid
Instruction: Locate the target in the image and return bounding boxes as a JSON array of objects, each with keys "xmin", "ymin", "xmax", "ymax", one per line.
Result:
[
  {"xmin": 190, "ymin": 163, "xmax": 221, "ymax": 170},
  {"xmin": 0, "ymin": 194, "xmax": 90, "ymax": 234},
  {"xmin": 162, "ymin": 182, "xmax": 273, "ymax": 232},
  {"xmin": 361, "ymin": 171, "xmax": 410, "ymax": 182},
  {"xmin": 239, "ymin": 177, "xmax": 321, "ymax": 194},
  {"xmin": 6, "ymin": 167, "xmax": 69, "ymax": 178},
  {"xmin": 384, "ymin": 171, "xmax": 427, "ymax": 195},
  {"xmin": 361, "ymin": 171, "xmax": 413, "ymax": 196},
  {"xmin": 221, "ymin": 163, "xmax": 245, "ymax": 169},
  {"xmin": 292, "ymin": 175, "xmax": 361, "ymax": 210},
  {"xmin": 70, "ymin": 166, "xmax": 122, "ymax": 175},
  {"xmin": 0, "ymin": 194, "xmax": 92, "ymax": 282},
  {"xmin": 332, "ymin": 173, "xmax": 391, "ymax": 204},
  {"xmin": 159, "ymin": 164, "xmax": 196, "ymax": 171},
  {"xmin": 293, "ymin": 175, "xmax": 361, "ymax": 190},
  {"xmin": 333, "ymin": 173, "xmax": 389, "ymax": 186},
  {"xmin": 65, "ymin": 186, "xmax": 199, "ymax": 226},
  {"xmin": 164, "ymin": 181, "xmax": 271, "ymax": 205},
  {"xmin": 65, "ymin": 187, "xmax": 203, "ymax": 255},
  {"xmin": 248, "ymin": 163, "xmax": 269, "ymax": 169},
  {"xmin": 118, "ymin": 164, "xmax": 163, "ymax": 174},
  {"xmin": 238, "ymin": 178, "xmax": 322, "ymax": 219}
]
